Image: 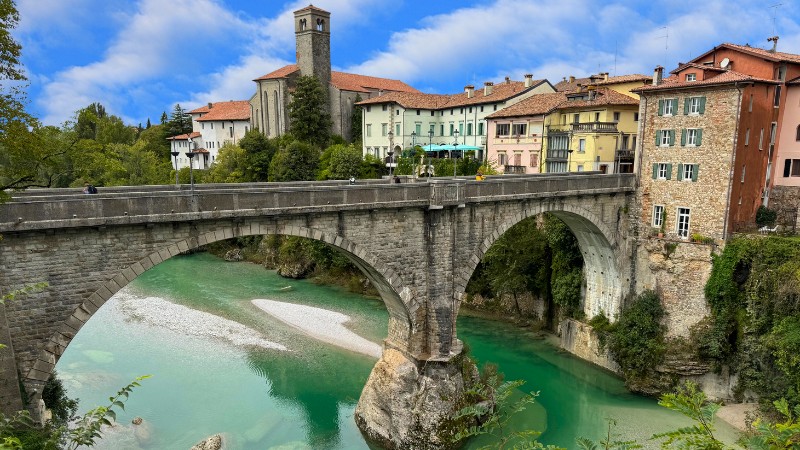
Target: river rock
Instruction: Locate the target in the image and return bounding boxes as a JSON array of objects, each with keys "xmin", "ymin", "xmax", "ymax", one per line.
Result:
[
  {"xmin": 224, "ymin": 248, "xmax": 244, "ymax": 262},
  {"xmin": 132, "ymin": 417, "xmax": 153, "ymax": 446},
  {"xmin": 190, "ymin": 434, "xmax": 223, "ymax": 450},
  {"xmin": 277, "ymin": 260, "xmax": 314, "ymax": 279}
]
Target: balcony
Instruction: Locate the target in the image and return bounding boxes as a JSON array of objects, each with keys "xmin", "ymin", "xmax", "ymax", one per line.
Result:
[
  {"xmin": 615, "ymin": 149, "xmax": 634, "ymax": 160},
  {"xmin": 546, "ymin": 149, "xmax": 570, "ymax": 160},
  {"xmin": 572, "ymin": 122, "xmax": 618, "ymax": 133},
  {"xmin": 504, "ymin": 165, "xmax": 526, "ymax": 174}
]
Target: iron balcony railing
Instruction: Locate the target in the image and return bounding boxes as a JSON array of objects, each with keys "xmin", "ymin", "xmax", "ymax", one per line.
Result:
[
  {"xmin": 546, "ymin": 149, "xmax": 570, "ymax": 160},
  {"xmin": 616, "ymin": 149, "xmax": 634, "ymax": 159},
  {"xmin": 504, "ymin": 165, "xmax": 526, "ymax": 174}
]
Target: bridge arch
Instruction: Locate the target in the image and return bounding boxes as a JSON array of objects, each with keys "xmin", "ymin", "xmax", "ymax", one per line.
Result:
[
  {"xmin": 456, "ymin": 201, "xmax": 624, "ymax": 321},
  {"xmin": 23, "ymin": 223, "xmax": 418, "ymax": 398}
]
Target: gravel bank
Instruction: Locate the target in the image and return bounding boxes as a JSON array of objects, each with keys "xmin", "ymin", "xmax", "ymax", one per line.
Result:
[{"xmin": 251, "ymin": 299, "xmax": 382, "ymax": 358}]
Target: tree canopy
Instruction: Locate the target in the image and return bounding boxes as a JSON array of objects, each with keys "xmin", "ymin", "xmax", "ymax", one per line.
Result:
[
  {"xmin": 288, "ymin": 75, "xmax": 331, "ymax": 149},
  {"xmin": 268, "ymin": 140, "xmax": 319, "ymax": 182}
]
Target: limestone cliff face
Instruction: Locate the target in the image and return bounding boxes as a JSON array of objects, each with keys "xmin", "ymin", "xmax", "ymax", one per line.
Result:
[{"xmin": 355, "ymin": 348, "xmax": 466, "ymax": 450}]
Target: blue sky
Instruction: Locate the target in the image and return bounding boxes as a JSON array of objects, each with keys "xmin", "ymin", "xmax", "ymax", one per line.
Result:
[{"xmin": 13, "ymin": 0, "xmax": 800, "ymax": 127}]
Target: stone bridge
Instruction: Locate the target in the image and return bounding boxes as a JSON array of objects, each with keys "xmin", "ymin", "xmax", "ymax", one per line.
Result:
[{"xmin": 0, "ymin": 173, "xmax": 635, "ymax": 448}]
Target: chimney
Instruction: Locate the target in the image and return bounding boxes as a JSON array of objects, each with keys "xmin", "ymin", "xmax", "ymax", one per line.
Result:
[
  {"xmin": 505, "ymin": 76, "xmax": 511, "ymax": 84},
  {"xmin": 768, "ymin": 35, "xmax": 779, "ymax": 53},
  {"xmin": 484, "ymin": 81, "xmax": 494, "ymax": 96},
  {"xmin": 524, "ymin": 74, "xmax": 533, "ymax": 87},
  {"xmin": 569, "ymin": 76, "xmax": 575, "ymax": 83},
  {"xmin": 653, "ymin": 66, "xmax": 664, "ymax": 86},
  {"xmin": 603, "ymin": 72, "xmax": 609, "ymax": 81},
  {"xmin": 465, "ymin": 85, "xmax": 475, "ymax": 98},
  {"xmin": 208, "ymin": 102, "xmax": 213, "ymax": 109}
]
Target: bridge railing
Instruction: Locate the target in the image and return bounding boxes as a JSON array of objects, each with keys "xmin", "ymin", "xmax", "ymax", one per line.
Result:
[{"xmin": 0, "ymin": 174, "xmax": 635, "ymax": 232}]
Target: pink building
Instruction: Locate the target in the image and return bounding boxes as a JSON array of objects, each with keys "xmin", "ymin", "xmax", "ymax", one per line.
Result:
[
  {"xmin": 776, "ymin": 78, "xmax": 800, "ymax": 187},
  {"xmin": 484, "ymin": 92, "xmax": 566, "ymax": 174}
]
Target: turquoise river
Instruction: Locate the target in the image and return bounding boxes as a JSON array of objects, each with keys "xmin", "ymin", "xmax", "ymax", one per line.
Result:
[{"xmin": 55, "ymin": 252, "xmax": 738, "ymax": 449}]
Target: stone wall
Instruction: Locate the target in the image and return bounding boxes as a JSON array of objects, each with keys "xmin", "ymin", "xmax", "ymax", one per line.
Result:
[
  {"xmin": 558, "ymin": 318, "xmax": 618, "ymax": 373},
  {"xmin": 769, "ymin": 185, "xmax": 800, "ymax": 232}
]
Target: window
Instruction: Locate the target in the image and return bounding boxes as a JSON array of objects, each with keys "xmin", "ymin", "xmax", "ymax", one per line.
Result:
[
  {"xmin": 511, "ymin": 123, "xmax": 527, "ymax": 136},
  {"xmin": 749, "ymin": 94, "xmax": 753, "ymax": 112},
  {"xmin": 496, "ymin": 123, "xmax": 510, "ymax": 136},
  {"xmin": 653, "ymin": 162, "xmax": 671, "ymax": 180},
  {"xmin": 613, "ymin": 112, "xmax": 620, "ymax": 122},
  {"xmin": 366, "ymin": 106, "xmax": 371, "ymax": 112},
  {"xmin": 450, "ymin": 109, "xmax": 454, "ymax": 115},
  {"xmin": 686, "ymin": 73, "xmax": 697, "ymax": 82},
  {"xmin": 429, "ymin": 123, "xmax": 435, "ymax": 134},
  {"xmin": 210, "ymin": 123, "xmax": 214, "ymax": 129},
  {"xmin": 480, "ymin": 106, "xmax": 484, "ymax": 112},
  {"xmin": 678, "ymin": 163, "xmax": 698, "ymax": 182},
  {"xmin": 759, "ymin": 128, "xmax": 764, "ymax": 150},
  {"xmin": 658, "ymin": 129, "xmax": 674, "ymax": 146},
  {"xmin": 741, "ymin": 165, "xmax": 746, "ymax": 183},
  {"xmin": 381, "ymin": 123, "xmax": 387, "ymax": 136},
  {"xmin": 478, "ymin": 122, "xmax": 484, "ymax": 135},
  {"xmin": 775, "ymin": 85, "xmax": 782, "ymax": 108},
  {"xmin": 396, "ymin": 123, "xmax": 400, "ymax": 136},
  {"xmin": 493, "ymin": 104, "xmax": 497, "ymax": 111},
  {"xmin": 658, "ymin": 98, "xmax": 677, "ymax": 116},
  {"xmin": 682, "ymin": 128, "xmax": 702, "ymax": 146},
  {"xmin": 460, "ymin": 108, "xmax": 464, "ymax": 114},
  {"xmin": 573, "ymin": 113, "xmax": 580, "ymax": 123},
  {"xmin": 467, "ymin": 123, "xmax": 473, "ymax": 135},
  {"xmin": 530, "ymin": 154, "xmax": 538, "ymax": 167},
  {"xmin": 415, "ymin": 123, "xmax": 422, "ymax": 135},
  {"xmin": 498, "ymin": 153, "xmax": 507, "ymax": 166},
  {"xmin": 677, "ymin": 208, "xmax": 691, "ymax": 238},
  {"xmin": 578, "ymin": 138, "xmax": 586, "ymax": 152},
  {"xmin": 458, "ymin": 123, "xmax": 464, "ymax": 135},
  {"xmin": 468, "ymin": 107, "xmax": 472, "ymax": 113},
  {"xmin": 229, "ymin": 127, "xmax": 233, "ymax": 138},
  {"xmin": 634, "ymin": 112, "xmax": 639, "ymax": 121},
  {"xmin": 796, "ymin": 125, "xmax": 800, "ymax": 141},
  {"xmin": 201, "ymin": 123, "xmax": 205, "ymax": 129},
  {"xmin": 685, "ymin": 96, "xmax": 705, "ymax": 115},
  {"xmin": 382, "ymin": 105, "xmax": 387, "ymax": 111},
  {"xmin": 416, "ymin": 109, "xmax": 420, "ymax": 115},
  {"xmin": 366, "ymin": 124, "xmax": 372, "ymax": 137},
  {"xmin": 784, "ymin": 159, "xmax": 800, "ymax": 177},
  {"xmin": 577, "ymin": 165, "xmax": 584, "ymax": 172},
  {"xmin": 449, "ymin": 123, "xmax": 454, "ymax": 136},
  {"xmin": 594, "ymin": 112, "xmax": 600, "ymax": 122},
  {"xmin": 440, "ymin": 124, "xmax": 444, "ymax": 136},
  {"xmin": 745, "ymin": 128, "xmax": 750, "ymax": 146},
  {"xmin": 653, "ymin": 205, "xmax": 664, "ymax": 227},
  {"xmin": 430, "ymin": 110, "xmax": 434, "ymax": 116}
]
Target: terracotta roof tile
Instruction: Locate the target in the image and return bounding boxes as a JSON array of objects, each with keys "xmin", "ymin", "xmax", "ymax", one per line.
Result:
[
  {"xmin": 556, "ymin": 87, "xmax": 639, "ymax": 109},
  {"xmin": 253, "ymin": 64, "xmax": 419, "ymax": 94},
  {"xmin": 554, "ymin": 76, "xmax": 593, "ymax": 92},
  {"xmin": 485, "ymin": 92, "xmax": 567, "ymax": 118},
  {"xmin": 294, "ymin": 5, "xmax": 329, "ymax": 14},
  {"xmin": 194, "ymin": 100, "xmax": 251, "ymax": 122},
  {"xmin": 254, "ymin": 64, "xmax": 300, "ymax": 81},
  {"xmin": 356, "ymin": 79, "xmax": 547, "ymax": 109},
  {"xmin": 669, "ymin": 62, "xmax": 726, "ymax": 75},
  {"xmin": 166, "ymin": 131, "xmax": 202, "ymax": 140},
  {"xmin": 720, "ymin": 43, "xmax": 800, "ymax": 64},
  {"xmin": 634, "ymin": 70, "xmax": 778, "ymax": 93},
  {"xmin": 595, "ymin": 74, "xmax": 652, "ymax": 85}
]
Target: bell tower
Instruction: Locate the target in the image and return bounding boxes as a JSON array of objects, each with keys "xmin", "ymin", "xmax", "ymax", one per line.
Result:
[{"xmin": 294, "ymin": 5, "xmax": 331, "ymax": 93}]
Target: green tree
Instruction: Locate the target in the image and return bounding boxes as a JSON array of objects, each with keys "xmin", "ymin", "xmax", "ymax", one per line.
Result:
[
  {"xmin": 160, "ymin": 111, "xmax": 168, "ymax": 124},
  {"xmin": 168, "ymin": 104, "xmax": 192, "ymax": 136},
  {"xmin": 350, "ymin": 94, "xmax": 363, "ymax": 144},
  {"xmin": 288, "ymin": 75, "xmax": 331, "ymax": 149},
  {"xmin": 607, "ymin": 290, "xmax": 667, "ymax": 386},
  {"xmin": 268, "ymin": 140, "xmax": 319, "ymax": 182},
  {"xmin": 238, "ymin": 129, "xmax": 277, "ymax": 181},
  {"xmin": 318, "ymin": 144, "xmax": 362, "ymax": 180},
  {"xmin": 205, "ymin": 144, "xmax": 249, "ymax": 183}
]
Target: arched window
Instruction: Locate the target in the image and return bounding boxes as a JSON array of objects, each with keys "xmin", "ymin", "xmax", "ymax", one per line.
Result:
[
  {"xmin": 263, "ymin": 92, "xmax": 270, "ymax": 136},
  {"xmin": 299, "ymin": 19, "xmax": 307, "ymax": 30},
  {"xmin": 316, "ymin": 18, "xmax": 324, "ymax": 31},
  {"xmin": 274, "ymin": 91, "xmax": 280, "ymax": 136}
]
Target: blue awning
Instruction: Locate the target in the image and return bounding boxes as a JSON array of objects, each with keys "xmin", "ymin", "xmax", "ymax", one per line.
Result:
[{"xmin": 423, "ymin": 144, "xmax": 481, "ymax": 152}]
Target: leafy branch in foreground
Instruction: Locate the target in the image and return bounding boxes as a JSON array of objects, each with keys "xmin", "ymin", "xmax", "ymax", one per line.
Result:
[
  {"xmin": 451, "ymin": 378, "xmax": 564, "ymax": 450},
  {"xmin": 62, "ymin": 375, "xmax": 151, "ymax": 449},
  {"xmin": 740, "ymin": 398, "xmax": 800, "ymax": 449},
  {"xmin": 651, "ymin": 381, "xmax": 727, "ymax": 449},
  {"xmin": 576, "ymin": 418, "xmax": 642, "ymax": 450}
]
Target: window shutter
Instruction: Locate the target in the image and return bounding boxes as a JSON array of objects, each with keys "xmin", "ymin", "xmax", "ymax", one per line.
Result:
[
  {"xmin": 655, "ymin": 130, "xmax": 660, "ymax": 147},
  {"xmin": 652, "ymin": 163, "xmax": 658, "ymax": 179},
  {"xmin": 681, "ymin": 129, "xmax": 687, "ymax": 146},
  {"xmin": 669, "ymin": 130, "xmax": 676, "ymax": 146},
  {"xmin": 666, "ymin": 163, "xmax": 673, "ymax": 180},
  {"xmin": 785, "ymin": 159, "xmax": 792, "ymax": 177},
  {"xmin": 658, "ymin": 99, "xmax": 664, "ymax": 116},
  {"xmin": 696, "ymin": 129, "xmax": 703, "ymax": 146},
  {"xmin": 677, "ymin": 163, "xmax": 684, "ymax": 181},
  {"xmin": 692, "ymin": 164, "xmax": 699, "ymax": 182},
  {"xmin": 683, "ymin": 98, "xmax": 690, "ymax": 115},
  {"xmin": 699, "ymin": 96, "xmax": 706, "ymax": 114}
]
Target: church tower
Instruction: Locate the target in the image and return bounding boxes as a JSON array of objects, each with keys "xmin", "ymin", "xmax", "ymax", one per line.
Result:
[{"xmin": 294, "ymin": 5, "xmax": 331, "ymax": 95}]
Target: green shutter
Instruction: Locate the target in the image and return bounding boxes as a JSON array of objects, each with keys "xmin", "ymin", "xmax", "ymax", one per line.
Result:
[
  {"xmin": 666, "ymin": 163, "xmax": 673, "ymax": 180},
  {"xmin": 669, "ymin": 130, "xmax": 676, "ymax": 146},
  {"xmin": 658, "ymin": 99, "xmax": 664, "ymax": 116},
  {"xmin": 655, "ymin": 130, "xmax": 660, "ymax": 147},
  {"xmin": 677, "ymin": 163, "xmax": 684, "ymax": 180},
  {"xmin": 681, "ymin": 129, "xmax": 687, "ymax": 146},
  {"xmin": 683, "ymin": 98, "xmax": 690, "ymax": 115},
  {"xmin": 699, "ymin": 96, "xmax": 706, "ymax": 114},
  {"xmin": 692, "ymin": 164, "xmax": 699, "ymax": 181},
  {"xmin": 652, "ymin": 163, "xmax": 658, "ymax": 179},
  {"xmin": 696, "ymin": 129, "xmax": 703, "ymax": 146}
]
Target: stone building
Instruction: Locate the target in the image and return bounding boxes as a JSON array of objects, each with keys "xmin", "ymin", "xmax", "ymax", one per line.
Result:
[
  {"xmin": 249, "ymin": 5, "xmax": 418, "ymax": 143},
  {"xmin": 357, "ymin": 76, "xmax": 555, "ymax": 161}
]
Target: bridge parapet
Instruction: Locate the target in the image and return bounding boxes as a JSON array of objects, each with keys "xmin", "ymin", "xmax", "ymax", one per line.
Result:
[{"xmin": 0, "ymin": 174, "xmax": 635, "ymax": 233}]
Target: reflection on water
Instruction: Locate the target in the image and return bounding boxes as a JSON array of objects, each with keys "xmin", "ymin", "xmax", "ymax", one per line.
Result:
[{"xmin": 55, "ymin": 253, "xmax": 738, "ymax": 449}]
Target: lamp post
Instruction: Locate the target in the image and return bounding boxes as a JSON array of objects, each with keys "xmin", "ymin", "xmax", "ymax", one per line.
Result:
[
  {"xmin": 171, "ymin": 150, "xmax": 180, "ymax": 186},
  {"xmin": 427, "ymin": 129, "xmax": 434, "ymax": 178},
  {"xmin": 567, "ymin": 149, "xmax": 574, "ymax": 173},
  {"xmin": 387, "ymin": 130, "xmax": 394, "ymax": 182},
  {"xmin": 453, "ymin": 129, "xmax": 460, "ymax": 178},
  {"xmin": 185, "ymin": 136, "xmax": 196, "ymax": 194}
]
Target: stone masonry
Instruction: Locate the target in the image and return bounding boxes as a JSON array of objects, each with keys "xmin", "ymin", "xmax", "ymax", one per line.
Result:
[{"xmin": 0, "ymin": 174, "xmax": 633, "ymax": 447}]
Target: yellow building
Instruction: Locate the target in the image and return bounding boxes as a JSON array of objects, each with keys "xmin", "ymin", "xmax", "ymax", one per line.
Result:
[{"xmin": 543, "ymin": 86, "xmax": 640, "ymax": 173}]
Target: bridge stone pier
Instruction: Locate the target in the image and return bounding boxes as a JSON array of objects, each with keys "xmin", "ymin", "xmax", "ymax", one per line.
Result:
[{"xmin": 0, "ymin": 174, "xmax": 635, "ymax": 448}]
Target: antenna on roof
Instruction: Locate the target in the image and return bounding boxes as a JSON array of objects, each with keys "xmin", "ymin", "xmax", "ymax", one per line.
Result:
[
  {"xmin": 613, "ymin": 40, "xmax": 618, "ymax": 77},
  {"xmin": 657, "ymin": 27, "xmax": 669, "ymax": 69},
  {"xmin": 770, "ymin": 3, "xmax": 782, "ymax": 36}
]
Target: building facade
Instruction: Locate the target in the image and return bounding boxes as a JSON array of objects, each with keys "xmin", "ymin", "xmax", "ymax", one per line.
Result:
[
  {"xmin": 167, "ymin": 101, "xmax": 251, "ymax": 170},
  {"xmin": 250, "ymin": 5, "xmax": 418, "ymax": 142},
  {"xmin": 357, "ymin": 76, "xmax": 555, "ymax": 161}
]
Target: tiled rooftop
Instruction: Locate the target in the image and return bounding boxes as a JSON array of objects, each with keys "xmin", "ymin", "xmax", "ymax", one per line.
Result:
[
  {"xmin": 254, "ymin": 64, "xmax": 419, "ymax": 93},
  {"xmin": 634, "ymin": 70, "xmax": 778, "ymax": 93},
  {"xmin": 485, "ymin": 92, "xmax": 567, "ymax": 118},
  {"xmin": 356, "ymin": 79, "xmax": 547, "ymax": 109},
  {"xmin": 192, "ymin": 100, "xmax": 251, "ymax": 122}
]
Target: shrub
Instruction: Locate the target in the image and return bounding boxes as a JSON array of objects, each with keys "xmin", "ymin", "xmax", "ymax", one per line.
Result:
[
  {"xmin": 756, "ymin": 205, "xmax": 778, "ymax": 227},
  {"xmin": 607, "ymin": 290, "xmax": 667, "ymax": 383}
]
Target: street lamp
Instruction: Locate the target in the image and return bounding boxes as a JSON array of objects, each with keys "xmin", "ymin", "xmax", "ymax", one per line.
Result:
[
  {"xmin": 185, "ymin": 136, "xmax": 196, "ymax": 194},
  {"xmin": 453, "ymin": 129, "xmax": 460, "ymax": 178},
  {"xmin": 171, "ymin": 150, "xmax": 180, "ymax": 186},
  {"xmin": 387, "ymin": 129, "xmax": 395, "ymax": 182},
  {"xmin": 427, "ymin": 129, "xmax": 434, "ymax": 178}
]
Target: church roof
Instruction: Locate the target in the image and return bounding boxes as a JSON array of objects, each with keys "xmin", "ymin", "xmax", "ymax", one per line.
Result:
[
  {"xmin": 294, "ymin": 5, "xmax": 329, "ymax": 14},
  {"xmin": 254, "ymin": 64, "xmax": 419, "ymax": 94},
  {"xmin": 192, "ymin": 101, "xmax": 250, "ymax": 121}
]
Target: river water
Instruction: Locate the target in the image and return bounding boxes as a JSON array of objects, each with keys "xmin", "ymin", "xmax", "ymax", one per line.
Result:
[{"xmin": 55, "ymin": 252, "xmax": 738, "ymax": 449}]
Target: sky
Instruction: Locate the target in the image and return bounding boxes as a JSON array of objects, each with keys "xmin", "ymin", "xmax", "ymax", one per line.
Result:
[{"xmin": 12, "ymin": 0, "xmax": 800, "ymax": 127}]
